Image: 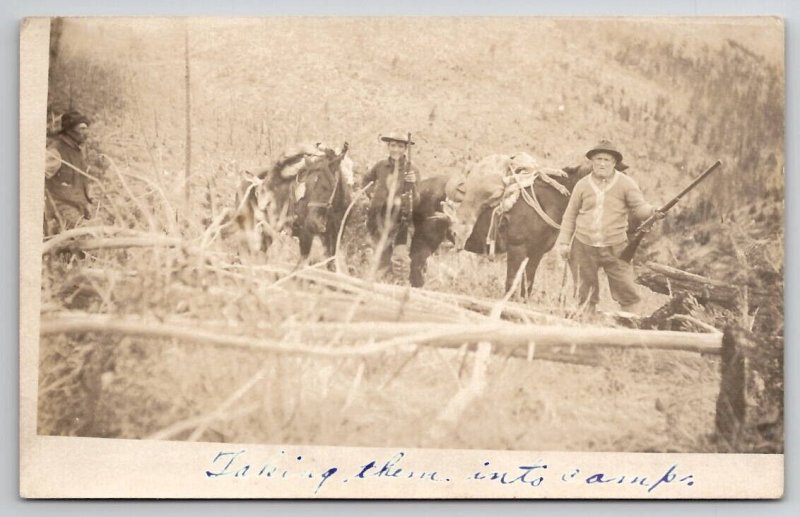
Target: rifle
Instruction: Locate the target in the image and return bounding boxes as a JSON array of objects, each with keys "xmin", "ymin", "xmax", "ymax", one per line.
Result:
[
  {"xmin": 620, "ymin": 159, "xmax": 722, "ymax": 263},
  {"xmin": 406, "ymin": 131, "xmax": 413, "ymax": 182},
  {"xmin": 401, "ymin": 131, "xmax": 415, "ymax": 245}
]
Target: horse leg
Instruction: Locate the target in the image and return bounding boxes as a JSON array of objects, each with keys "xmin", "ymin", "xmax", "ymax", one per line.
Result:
[
  {"xmin": 297, "ymin": 232, "xmax": 313, "ymax": 265},
  {"xmin": 409, "ymin": 240, "xmax": 433, "ymax": 288},
  {"xmin": 323, "ymin": 227, "xmax": 337, "ymax": 271},
  {"xmin": 522, "ymin": 249, "xmax": 546, "ymax": 299},
  {"xmin": 506, "ymin": 242, "xmax": 528, "ymax": 295}
]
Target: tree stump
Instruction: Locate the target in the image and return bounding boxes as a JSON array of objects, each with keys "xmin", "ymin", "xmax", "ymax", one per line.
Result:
[{"xmin": 714, "ymin": 326, "xmax": 783, "ymax": 452}]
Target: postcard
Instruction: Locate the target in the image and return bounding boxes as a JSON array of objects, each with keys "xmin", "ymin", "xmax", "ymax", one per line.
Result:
[{"xmin": 20, "ymin": 16, "xmax": 784, "ymax": 498}]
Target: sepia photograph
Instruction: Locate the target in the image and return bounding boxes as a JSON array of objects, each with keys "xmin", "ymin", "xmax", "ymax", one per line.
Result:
[{"xmin": 20, "ymin": 15, "xmax": 784, "ymax": 498}]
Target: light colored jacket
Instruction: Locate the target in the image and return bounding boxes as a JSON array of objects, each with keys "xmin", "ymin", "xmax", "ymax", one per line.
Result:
[{"xmin": 556, "ymin": 171, "xmax": 655, "ymax": 248}]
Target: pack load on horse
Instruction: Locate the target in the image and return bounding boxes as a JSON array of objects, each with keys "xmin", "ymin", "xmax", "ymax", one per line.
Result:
[
  {"xmin": 434, "ymin": 152, "xmax": 594, "ymax": 296},
  {"xmin": 232, "ymin": 141, "xmax": 354, "ymax": 259}
]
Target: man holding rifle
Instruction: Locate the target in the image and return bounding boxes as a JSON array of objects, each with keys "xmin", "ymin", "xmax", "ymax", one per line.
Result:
[
  {"xmin": 556, "ymin": 140, "xmax": 664, "ymax": 315},
  {"xmin": 363, "ymin": 131, "xmax": 420, "ymax": 274}
]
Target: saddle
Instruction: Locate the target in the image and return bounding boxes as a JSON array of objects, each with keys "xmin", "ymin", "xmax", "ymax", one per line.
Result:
[{"xmin": 484, "ymin": 166, "xmax": 571, "ymax": 254}]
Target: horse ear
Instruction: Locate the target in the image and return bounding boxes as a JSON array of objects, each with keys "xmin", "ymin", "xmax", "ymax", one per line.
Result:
[{"xmin": 329, "ymin": 143, "xmax": 349, "ymax": 167}]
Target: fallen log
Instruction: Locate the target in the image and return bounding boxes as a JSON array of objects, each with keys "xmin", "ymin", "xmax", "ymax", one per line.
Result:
[
  {"xmin": 40, "ymin": 312, "xmax": 416, "ymax": 358},
  {"xmin": 292, "ymin": 321, "xmax": 722, "ymax": 354},
  {"xmin": 41, "ymin": 312, "xmax": 723, "ymax": 355},
  {"xmin": 41, "ymin": 225, "xmax": 139, "ymax": 255},
  {"xmin": 636, "ymin": 261, "xmax": 770, "ymax": 311}
]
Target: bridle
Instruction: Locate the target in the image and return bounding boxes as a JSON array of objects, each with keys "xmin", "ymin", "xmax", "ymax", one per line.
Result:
[
  {"xmin": 305, "ymin": 161, "xmax": 341, "ymax": 213},
  {"xmin": 304, "ymin": 143, "xmax": 349, "ymax": 214}
]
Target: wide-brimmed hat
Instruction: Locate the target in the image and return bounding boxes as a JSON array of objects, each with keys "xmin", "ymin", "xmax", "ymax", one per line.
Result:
[
  {"xmin": 380, "ymin": 132, "xmax": 415, "ymax": 145},
  {"xmin": 60, "ymin": 111, "xmax": 90, "ymax": 132},
  {"xmin": 586, "ymin": 139, "xmax": 623, "ymax": 164}
]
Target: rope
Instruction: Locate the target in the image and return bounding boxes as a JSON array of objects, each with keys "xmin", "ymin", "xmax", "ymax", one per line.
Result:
[
  {"xmin": 511, "ymin": 172, "xmax": 564, "ymax": 230},
  {"xmin": 482, "ymin": 167, "xmax": 569, "ymax": 253}
]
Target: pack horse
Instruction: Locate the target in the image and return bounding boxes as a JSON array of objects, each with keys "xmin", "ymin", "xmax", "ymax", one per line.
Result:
[
  {"xmin": 232, "ymin": 142, "xmax": 354, "ymax": 263},
  {"xmin": 441, "ymin": 153, "xmax": 596, "ymax": 297}
]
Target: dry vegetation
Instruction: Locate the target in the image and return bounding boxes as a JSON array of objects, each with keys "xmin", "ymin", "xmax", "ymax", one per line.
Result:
[{"xmin": 37, "ymin": 18, "xmax": 783, "ymax": 452}]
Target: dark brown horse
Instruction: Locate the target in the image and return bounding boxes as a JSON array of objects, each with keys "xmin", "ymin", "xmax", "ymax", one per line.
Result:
[
  {"xmin": 409, "ymin": 175, "xmax": 455, "ymax": 287},
  {"xmin": 291, "ymin": 143, "xmax": 351, "ymax": 262},
  {"xmin": 453, "ymin": 160, "xmax": 595, "ymax": 297}
]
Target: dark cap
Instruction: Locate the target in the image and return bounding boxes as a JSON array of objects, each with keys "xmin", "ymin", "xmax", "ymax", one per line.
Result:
[{"xmin": 60, "ymin": 111, "xmax": 90, "ymax": 132}]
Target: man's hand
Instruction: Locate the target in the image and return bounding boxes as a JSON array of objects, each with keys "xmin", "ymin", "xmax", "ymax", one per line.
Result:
[
  {"xmin": 557, "ymin": 243, "xmax": 571, "ymax": 261},
  {"xmin": 404, "ymin": 170, "xmax": 418, "ymax": 184},
  {"xmin": 653, "ymin": 209, "xmax": 666, "ymax": 220}
]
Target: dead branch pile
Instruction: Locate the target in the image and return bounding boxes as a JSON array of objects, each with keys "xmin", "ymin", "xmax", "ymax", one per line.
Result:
[
  {"xmin": 41, "ymin": 230, "xmax": 721, "ymax": 356},
  {"xmin": 39, "ymin": 226, "xmax": 724, "ymax": 446}
]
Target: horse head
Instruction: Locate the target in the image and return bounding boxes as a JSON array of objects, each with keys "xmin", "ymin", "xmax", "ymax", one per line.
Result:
[
  {"xmin": 300, "ymin": 142, "xmax": 350, "ymax": 235},
  {"xmin": 561, "ymin": 160, "xmax": 593, "ymax": 190}
]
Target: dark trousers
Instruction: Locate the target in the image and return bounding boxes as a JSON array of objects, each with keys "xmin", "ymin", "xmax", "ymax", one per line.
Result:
[
  {"xmin": 44, "ymin": 194, "xmax": 87, "ymax": 237},
  {"xmin": 367, "ymin": 201, "xmax": 411, "ymax": 271},
  {"xmin": 568, "ymin": 239, "xmax": 641, "ymax": 311}
]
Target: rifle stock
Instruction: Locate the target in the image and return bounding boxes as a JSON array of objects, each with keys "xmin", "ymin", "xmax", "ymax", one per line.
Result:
[
  {"xmin": 620, "ymin": 230, "xmax": 646, "ymax": 263},
  {"xmin": 620, "ymin": 160, "xmax": 722, "ymax": 263}
]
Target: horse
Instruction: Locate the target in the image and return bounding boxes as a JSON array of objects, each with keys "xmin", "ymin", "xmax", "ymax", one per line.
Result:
[
  {"xmin": 291, "ymin": 143, "xmax": 352, "ymax": 263},
  {"xmin": 231, "ymin": 142, "xmax": 353, "ymax": 262},
  {"xmin": 444, "ymin": 156, "xmax": 596, "ymax": 297}
]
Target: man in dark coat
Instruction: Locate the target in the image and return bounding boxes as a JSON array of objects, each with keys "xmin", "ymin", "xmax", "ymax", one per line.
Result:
[
  {"xmin": 44, "ymin": 111, "xmax": 93, "ymax": 235},
  {"xmin": 363, "ymin": 132, "xmax": 420, "ymax": 272}
]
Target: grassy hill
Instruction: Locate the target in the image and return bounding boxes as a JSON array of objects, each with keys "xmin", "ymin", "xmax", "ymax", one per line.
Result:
[{"xmin": 50, "ymin": 17, "xmax": 783, "ymax": 215}]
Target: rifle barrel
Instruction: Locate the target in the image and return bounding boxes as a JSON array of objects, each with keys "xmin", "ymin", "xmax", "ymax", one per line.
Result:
[
  {"xmin": 660, "ymin": 160, "xmax": 722, "ymax": 212},
  {"xmin": 629, "ymin": 159, "xmax": 722, "ymax": 247}
]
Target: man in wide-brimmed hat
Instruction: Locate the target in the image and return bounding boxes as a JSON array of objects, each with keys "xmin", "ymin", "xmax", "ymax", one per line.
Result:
[
  {"xmin": 363, "ymin": 131, "xmax": 421, "ymax": 273},
  {"xmin": 44, "ymin": 111, "xmax": 94, "ymax": 236},
  {"xmin": 555, "ymin": 139, "xmax": 663, "ymax": 314}
]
